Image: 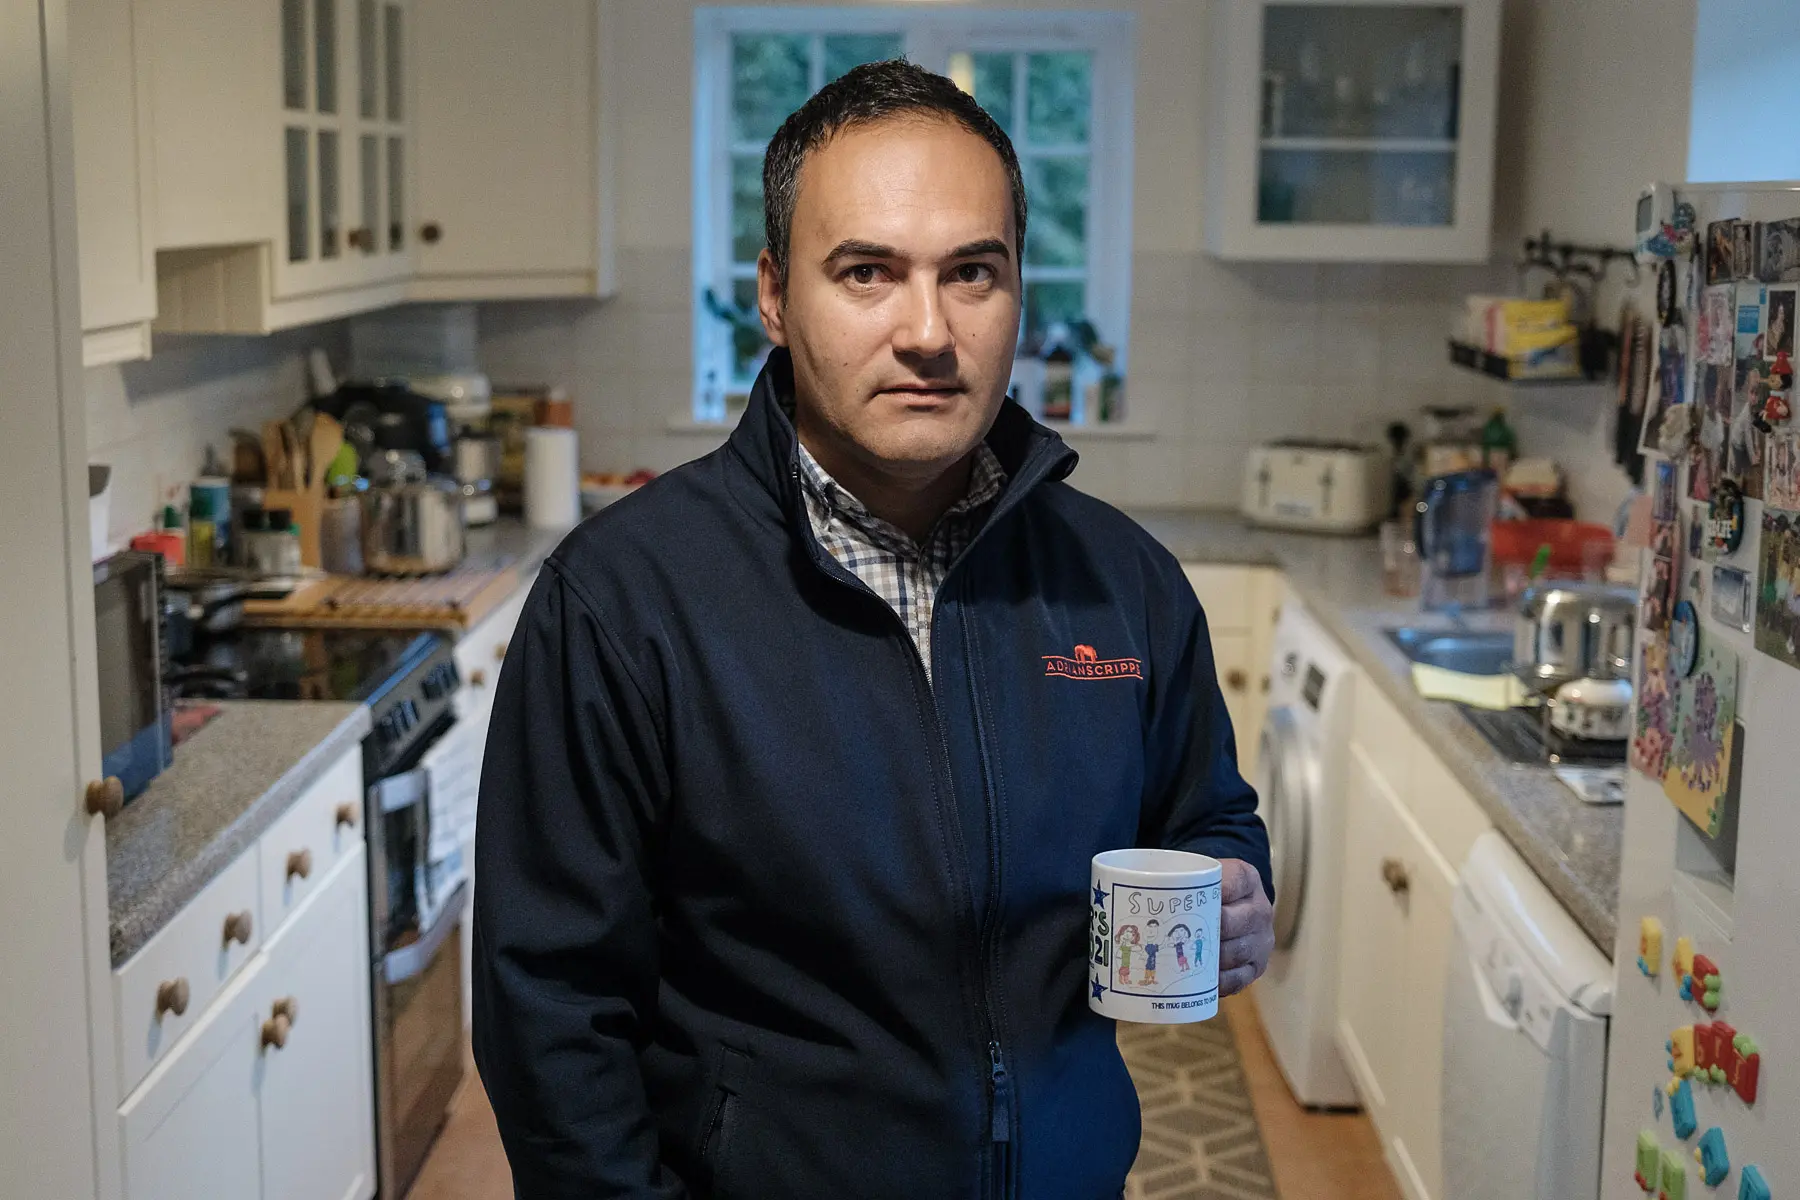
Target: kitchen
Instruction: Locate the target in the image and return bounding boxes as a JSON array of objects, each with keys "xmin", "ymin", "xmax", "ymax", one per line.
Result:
[{"xmin": 7, "ymin": 1, "xmax": 1797, "ymax": 1199}]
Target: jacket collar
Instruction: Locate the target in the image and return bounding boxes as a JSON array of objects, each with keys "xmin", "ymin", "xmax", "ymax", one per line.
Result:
[{"xmin": 726, "ymin": 348, "xmax": 1079, "ymax": 547}]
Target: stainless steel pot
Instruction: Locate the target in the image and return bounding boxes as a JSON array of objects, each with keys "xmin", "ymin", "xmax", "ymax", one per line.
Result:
[
  {"xmin": 1513, "ymin": 581, "xmax": 1637, "ymax": 693},
  {"xmin": 360, "ymin": 451, "xmax": 466, "ymax": 575},
  {"xmin": 452, "ymin": 433, "xmax": 501, "ymax": 527}
]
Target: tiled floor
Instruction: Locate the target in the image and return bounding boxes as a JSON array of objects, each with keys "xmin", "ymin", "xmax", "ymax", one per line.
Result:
[{"xmin": 407, "ymin": 991, "xmax": 1401, "ymax": 1200}]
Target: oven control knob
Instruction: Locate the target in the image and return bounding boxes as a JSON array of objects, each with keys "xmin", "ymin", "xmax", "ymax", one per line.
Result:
[
  {"xmin": 393, "ymin": 706, "xmax": 411, "ymax": 735},
  {"xmin": 403, "ymin": 699, "xmax": 420, "ymax": 727},
  {"xmin": 422, "ymin": 676, "xmax": 440, "ymax": 700}
]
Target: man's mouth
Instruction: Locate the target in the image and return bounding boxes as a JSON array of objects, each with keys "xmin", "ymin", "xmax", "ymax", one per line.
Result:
[{"xmin": 878, "ymin": 384, "xmax": 965, "ymax": 401}]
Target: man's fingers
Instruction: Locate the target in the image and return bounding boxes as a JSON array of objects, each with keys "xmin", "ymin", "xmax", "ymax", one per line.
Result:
[
  {"xmin": 1219, "ymin": 931, "xmax": 1273, "ymax": 973},
  {"xmin": 1220, "ymin": 858, "xmax": 1261, "ymax": 903},
  {"xmin": 1220, "ymin": 891, "xmax": 1273, "ymax": 942},
  {"xmin": 1219, "ymin": 964, "xmax": 1259, "ymax": 997}
]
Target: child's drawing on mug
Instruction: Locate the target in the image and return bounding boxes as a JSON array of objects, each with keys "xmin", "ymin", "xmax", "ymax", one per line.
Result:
[{"xmin": 1108, "ymin": 885, "xmax": 1215, "ymax": 996}]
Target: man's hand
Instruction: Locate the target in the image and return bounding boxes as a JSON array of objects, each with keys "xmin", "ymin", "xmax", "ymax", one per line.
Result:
[{"xmin": 1218, "ymin": 858, "xmax": 1275, "ymax": 997}]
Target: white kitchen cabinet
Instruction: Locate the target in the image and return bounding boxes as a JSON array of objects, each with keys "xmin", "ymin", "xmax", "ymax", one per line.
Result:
[
  {"xmin": 119, "ymin": 956, "xmax": 266, "ymax": 1200},
  {"xmin": 142, "ymin": 0, "xmax": 413, "ymax": 333},
  {"xmin": 1337, "ymin": 744, "xmax": 1411, "ymax": 1136},
  {"xmin": 257, "ymin": 845, "xmax": 377, "ymax": 1200},
  {"xmin": 1182, "ymin": 564, "xmax": 1280, "ymax": 775},
  {"xmin": 71, "ymin": 0, "xmax": 159, "ymax": 365},
  {"xmin": 1204, "ymin": 0, "xmax": 1501, "ymax": 262},
  {"xmin": 409, "ymin": 0, "xmax": 617, "ymax": 300}
]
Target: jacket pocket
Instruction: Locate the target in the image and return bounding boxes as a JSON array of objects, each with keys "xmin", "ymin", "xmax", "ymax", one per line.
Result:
[{"xmin": 697, "ymin": 1044, "xmax": 753, "ymax": 1194}]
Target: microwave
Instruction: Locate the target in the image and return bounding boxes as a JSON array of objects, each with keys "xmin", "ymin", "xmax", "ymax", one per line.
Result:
[{"xmin": 94, "ymin": 550, "xmax": 172, "ymax": 801}]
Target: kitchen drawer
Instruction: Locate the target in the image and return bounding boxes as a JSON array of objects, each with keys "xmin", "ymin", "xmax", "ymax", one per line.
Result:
[
  {"xmin": 456, "ymin": 575, "xmax": 533, "ymax": 709},
  {"xmin": 1350, "ymin": 671, "xmax": 1412, "ymax": 793},
  {"xmin": 258, "ymin": 750, "xmax": 363, "ymax": 938},
  {"xmin": 114, "ymin": 850, "xmax": 261, "ymax": 1098},
  {"xmin": 1182, "ymin": 564, "xmax": 1253, "ymax": 632},
  {"xmin": 1211, "ymin": 630, "xmax": 1260, "ymax": 770},
  {"xmin": 1407, "ymin": 750, "xmax": 1492, "ymax": 879}
]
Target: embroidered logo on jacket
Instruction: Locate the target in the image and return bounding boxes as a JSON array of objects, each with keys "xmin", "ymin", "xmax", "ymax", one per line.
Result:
[{"xmin": 1043, "ymin": 644, "xmax": 1143, "ymax": 680}]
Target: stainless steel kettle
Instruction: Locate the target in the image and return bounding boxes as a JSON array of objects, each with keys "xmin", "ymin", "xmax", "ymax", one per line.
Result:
[
  {"xmin": 359, "ymin": 450, "xmax": 466, "ymax": 575},
  {"xmin": 1513, "ymin": 581, "xmax": 1637, "ymax": 693}
]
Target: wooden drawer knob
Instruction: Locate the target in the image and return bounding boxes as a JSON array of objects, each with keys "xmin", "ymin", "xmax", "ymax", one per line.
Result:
[
  {"xmin": 286, "ymin": 848, "xmax": 313, "ymax": 882},
  {"xmin": 222, "ymin": 910, "xmax": 254, "ymax": 946},
  {"xmin": 85, "ymin": 777, "xmax": 124, "ymax": 818},
  {"xmin": 1380, "ymin": 857, "xmax": 1411, "ymax": 895},
  {"xmin": 271, "ymin": 996, "xmax": 298, "ymax": 1024},
  {"xmin": 335, "ymin": 802, "xmax": 358, "ymax": 830},
  {"xmin": 155, "ymin": 978, "xmax": 190, "ymax": 1019},
  {"xmin": 1225, "ymin": 669, "xmax": 1249, "ymax": 693},
  {"xmin": 261, "ymin": 1013, "xmax": 291, "ymax": 1051},
  {"xmin": 419, "ymin": 220, "xmax": 443, "ymax": 244}
]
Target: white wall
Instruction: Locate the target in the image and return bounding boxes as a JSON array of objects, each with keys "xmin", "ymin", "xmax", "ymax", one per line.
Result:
[{"xmin": 1689, "ymin": 0, "xmax": 1800, "ymax": 183}]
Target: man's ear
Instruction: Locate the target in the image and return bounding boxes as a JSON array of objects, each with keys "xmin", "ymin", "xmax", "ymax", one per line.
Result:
[{"xmin": 757, "ymin": 249, "xmax": 788, "ymax": 348}]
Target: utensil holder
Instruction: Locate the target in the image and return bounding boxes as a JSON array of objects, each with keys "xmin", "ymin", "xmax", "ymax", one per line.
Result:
[{"xmin": 260, "ymin": 487, "xmax": 324, "ymax": 568}]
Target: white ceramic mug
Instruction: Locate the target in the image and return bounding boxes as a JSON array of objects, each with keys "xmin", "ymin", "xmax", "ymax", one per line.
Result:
[{"xmin": 1089, "ymin": 849, "xmax": 1223, "ymax": 1024}]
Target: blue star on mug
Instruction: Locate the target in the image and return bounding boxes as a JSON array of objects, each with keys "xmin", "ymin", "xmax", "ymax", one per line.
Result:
[
  {"xmin": 1092, "ymin": 885, "xmax": 1108, "ymax": 907},
  {"xmin": 1091, "ymin": 979, "xmax": 1107, "ymax": 1000}
]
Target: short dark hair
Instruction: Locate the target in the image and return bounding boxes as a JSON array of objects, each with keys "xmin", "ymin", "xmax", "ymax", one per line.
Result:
[{"xmin": 761, "ymin": 59, "xmax": 1028, "ymax": 290}]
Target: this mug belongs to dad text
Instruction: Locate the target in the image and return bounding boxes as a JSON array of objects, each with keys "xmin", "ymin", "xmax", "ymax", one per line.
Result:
[{"xmin": 1088, "ymin": 849, "xmax": 1222, "ymax": 1024}]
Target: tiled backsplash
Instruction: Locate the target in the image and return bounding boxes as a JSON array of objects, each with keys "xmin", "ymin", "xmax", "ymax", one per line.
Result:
[
  {"xmin": 477, "ymin": 247, "xmax": 1600, "ymax": 511},
  {"xmin": 84, "ymin": 325, "xmax": 347, "ymax": 549}
]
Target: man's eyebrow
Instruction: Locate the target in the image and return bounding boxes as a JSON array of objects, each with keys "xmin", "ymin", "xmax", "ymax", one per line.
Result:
[
  {"xmin": 821, "ymin": 237, "xmax": 1013, "ymax": 264},
  {"xmin": 948, "ymin": 238, "xmax": 1011, "ymax": 261}
]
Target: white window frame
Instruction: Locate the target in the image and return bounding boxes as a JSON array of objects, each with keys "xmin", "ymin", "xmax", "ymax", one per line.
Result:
[{"xmin": 692, "ymin": 5, "xmax": 1136, "ymax": 424}]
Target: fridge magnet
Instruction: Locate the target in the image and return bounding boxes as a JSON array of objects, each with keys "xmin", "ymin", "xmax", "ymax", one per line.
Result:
[
  {"xmin": 1652, "ymin": 1086, "xmax": 1664, "ymax": 1119},
  {"xmin": 1664, "ymin": 641, "xmax": 1740, "ymax": 837},
  {"xmin": 1758, "ymin": 215, "xmax": 1800, "ymax": 282},
  {"xmin": 1735, "ymin": 283, "xmax": 1766, "ymax": 362},
  {"xmin": 1712, "ymin": 565, "xmax": 1756, "ymax": 632},
  {"xmin": 1658, "ymin": 259, "xmax": 1679, "ymax": 325},
  {"xmin": 1632, "ymin": 641, "xmax": 1677, "ymax": 778},
  {"xmin": 1767, "ymin": 434, "xmax": 1800, "ymax": 508},
  {"xmin": 1695, "ymin": 1128, "xmax": 1729, "ymax": 1188},
  {"xmin": 1654, "ymin": 459, "xmax": 1679, "ymax": 521},
  {"xmin": 1657, "ymin": 397, "xmax": 1698, "ymax": 458},
  {"xmin": 1767, "ymin": 286, "xmax": 1796, "ymax": 356},
  {"xmin": 1637, "ymin": 1130, "xmax": 1664, "ymax": 1192},
  {"xmin": 1735, "ymin": 222, "xmax": 1760, "ymax": 279},
  {"xmin": 1738, "ymin": 1164, "xmax": 1771, "ymax": 1200},
  {"xmin": 1708, "ymin": 477, "xmax": 1747, "ymax": 555},
  {"xmin": 1693, "ymin": 363, "xmax": 1731, "ymax": 502},
  {"xmin": 1668, "ymin": 1024, "xmax": 1697, "ymax": 1076},
  {"xmin": 1699, "ymin": 284, "xmax": 1736, "ymax": 364},
  {"xmin": 1775, "ymin": 346, "xmax": 1796, "ymax": 389},
  {"xmin": 1670, "ymin": 601, "xmax": 1701, "ymax": 677},
  {"xmin": 1669, "ymin": 1076, "xmax": 1698, "ymax": 1139},
  {"xmin": 1729, "ymin": 359, "xmax": 1770, "ymax": 498},
  {"xmin": 1679, "ymin": 952, "xmax": 1722, "ymax": 1011},
  {"xmin": 1754, "ymin": 507, "xmax": 1800, "ymax": 669},
  {"xmin": 1688, "ymin": 511, "xmax": 1705, "ymax": 559},
  {"xmin": 1707, "ymin": 221, "xmax": 1736, "ymax": 285},
  {"xmin": 1661, "ymin": 1148, "xmax": 1689, "ymax": 1200},
  {"xmin": 1643, "ymin": 552, "xmax": 1676, "ymax": 631},
  {"xmin": 1674, "ymin": 937, "xmax": 1695, "ymax": 980},
  {"xmin": 1638, "ymin": 916, "xmax": 1665, "ymax": 977},
  {"xmin": 1763, "ymin": 388, "xmax": 1793, "ymax": 432}
]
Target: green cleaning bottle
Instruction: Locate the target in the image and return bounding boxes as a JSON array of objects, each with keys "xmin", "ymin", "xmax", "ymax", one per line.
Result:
[{"xmin": 1480, "ymin": 408, "xmax": 1518, "ymax": 473}]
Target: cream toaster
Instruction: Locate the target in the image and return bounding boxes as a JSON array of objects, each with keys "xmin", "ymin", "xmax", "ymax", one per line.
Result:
[{"xmin": 1241, "ymin": 440, "xmax": 1392, "ymax": 533}]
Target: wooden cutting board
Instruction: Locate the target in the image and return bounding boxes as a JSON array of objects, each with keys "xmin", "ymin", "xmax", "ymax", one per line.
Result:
[{"xmin": 243, "ymin": 556, "xmax": 520, "ymax": 630}]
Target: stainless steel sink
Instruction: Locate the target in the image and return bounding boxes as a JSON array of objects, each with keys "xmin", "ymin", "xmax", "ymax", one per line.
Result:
[{"xmin": 1384, "ymin": 626, "xmax": 1516, "ymax": 677}]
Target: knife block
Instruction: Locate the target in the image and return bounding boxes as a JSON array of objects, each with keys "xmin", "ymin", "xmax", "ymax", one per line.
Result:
[{"xmin": 260, "ymin": 486, "xmax": 325, "ymax": 568}]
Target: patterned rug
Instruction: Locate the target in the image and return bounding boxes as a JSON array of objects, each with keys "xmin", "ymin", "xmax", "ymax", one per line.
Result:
[{"xmin": 1121, "ymin": 1019, "xmax": 1281, "ymax": 1200}]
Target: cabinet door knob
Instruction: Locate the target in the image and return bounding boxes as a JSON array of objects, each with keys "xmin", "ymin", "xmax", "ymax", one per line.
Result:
[
  {"xmin": 469, "ymin": 668, "xmax": 487, "ymax": 688},
  {"xmin": 335, "ymin": 802, "xmax": 358, "ymax": 830},
  {"xmin": 420, "ymin": 221, "xmax": 443, "ymax": 244},
  {"xmin": 1260, "ymin": 675, "xmax": 1271, "ymax": 694},
  {"xmin": 286, "ymin": 848, "xmax": 314, "ymax": 882},
  {"xmin": 1225, "ymin": 669, "xmax": 1249, "ymax": 693},
  {"xmin": 347, "ymin": 227, "xmax": 373, "ymax": 251},
  {"xmin": 271, "ymin": 996, "xmax": 298, "ymax": 1025},
  {"xmin": 222, "ymin": 910, "xmax": 254, "ymax": 946},
  {"xmin": 1380, "ymin": 857, "xmax": 1410, "ymax": 895},
  {"xmin": 155, "ymin": 978, "xmax": 191, "ymax": 1019},
  {"xmin": 85, "ymin": 777, "xmax": 124, "ymax": 818},
  {"xmin": 261, "ymin": 1013, "xmax": 292, "ymax": 1051}
]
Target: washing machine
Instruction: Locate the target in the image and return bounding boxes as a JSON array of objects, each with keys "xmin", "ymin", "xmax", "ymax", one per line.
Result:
[{"xmin": 1251, "ymin": 598, "xmax": 1360, "ymax": 1108}]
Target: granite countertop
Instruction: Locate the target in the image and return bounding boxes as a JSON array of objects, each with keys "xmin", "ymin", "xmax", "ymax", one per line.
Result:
[
  {"xmin": 107, "ymin": 703, "xmax": 370, "ymax": 966},
  {"xmin": 1129, "ymin": 507, "xmax": 1622, "ymax": 956},
  {"xmin": 465, "ymin": 516, "xmax": 568, "ymax": 580}
]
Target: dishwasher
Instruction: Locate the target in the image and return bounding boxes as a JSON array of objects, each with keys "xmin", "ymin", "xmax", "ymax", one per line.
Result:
[{"xmin": 1441, "ymin": 833, "xmax": 1612, "ymax": 1200}]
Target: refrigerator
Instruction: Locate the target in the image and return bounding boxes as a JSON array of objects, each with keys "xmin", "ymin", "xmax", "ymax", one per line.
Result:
[{"xmin": 1601, "ymin": 181, "xmax": 1800, "ymax": 1200}]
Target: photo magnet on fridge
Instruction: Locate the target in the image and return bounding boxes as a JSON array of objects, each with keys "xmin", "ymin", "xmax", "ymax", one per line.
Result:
[
  {"xmin": 1707, "ymin": 221, "xmax": 1736, "ymax": 285},
  {"xmin": 1758, "ymin": 216, "xmax": 1800, "ymax": 282},
  {"xmin": 1698, "ymin": 285, "xmax": 1736, "ymax": 364},
  {"xmin": 1755, "ymin": 507, "xmax": 1800, "ymax": 670},
  {"xmin": 1766, "ymin": 433, "xmax": 1800, "ymax": 510},
  {"xmin": 1730, "ymin": 360, "xmax": 1769, "ymax": 500},
  {"xmin": 1663, "ymin": 641, "xmax": 1739, "ymax": 837},
  {"xmin": 1734, "ymin": 222, "xmax": 1759, "ymax": 281},
  {"xmin": 1735, "ymin": 283, "xmax": 1766, "ymax": 362},
  {"xmin": 1712, "ymin": 565, "xmax": 1755, "ymax": 633},
  {"xmin": 1765, "ymin": 287, "xmax": 1796, "ymax": 358}
]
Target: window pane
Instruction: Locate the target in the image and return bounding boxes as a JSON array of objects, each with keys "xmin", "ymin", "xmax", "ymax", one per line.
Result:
[
  {"xmin": 732, "ymin": 33, "xmax": 809, "ymax": 142},
  {"xmin": 1023, "ymin": 156, "xmax": 1087, "ymax": 267},
  {"xmin": 972, "ymin": 53, "xmax": 1015, "ymax": 135},
  {"xmin": 731, "ymin": 277, "xmax": 771, "ymax": 381},
  {"xmin": 319, "ymin": 129, "xmax": 340, "ymax": 257},
  {"xmin": 823, "ymin": 33, "xmax": 903, "ymax": 84},
  {"xmin": 285, "ymin": 127, "xmax": 309, "ymax": 263},
  {"xmin": 315, "ymin": 0, "xmax": 337, "ymax": 113},
  {"xmin": 357, "ymin": 0, "xmax": 377, "ymax": 118},
  {"xmin": 384, "ymin": 4, "xmax": 403, "ymax": 120},
  {"xmin": 360, "ymin": 133, "xmax": 379, "ymax": 254},
  {"xmin": 282, "ymin": 0, "xmax": 306, "ymax": 110},
  {"xmin": 1025, "ymin": 280, "xmax": 1086, "ymax": 340},
  {"xmin": 731, "ymin": 154, "xmax": 765, "ymax": 263},
  {"xmin": 1026, "ymin": 52, "xmax": 1092, "ymax": 146},
  {"xmin": 388, "ymin": 135, "xmax": 404, "ymax": 250}
]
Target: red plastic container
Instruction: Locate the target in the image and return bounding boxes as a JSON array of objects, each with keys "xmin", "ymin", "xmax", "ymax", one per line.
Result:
[{"xmin": 1491, "ymin": 519, "xmax": 1615, "ymax": 575}]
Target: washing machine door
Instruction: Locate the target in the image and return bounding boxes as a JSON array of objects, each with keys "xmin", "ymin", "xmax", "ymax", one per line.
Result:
[{"xmin": 1254, "ymin": 705, "xmax": 1311, "ymax": 950}]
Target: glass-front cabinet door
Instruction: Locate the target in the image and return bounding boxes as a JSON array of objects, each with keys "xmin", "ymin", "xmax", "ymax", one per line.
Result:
[
  {"xmin": 277, "ymin": 0, "xmax": 410, "ymax": 297},
  {"xmin": 1205, "ymin": 0, "xmax": 1500, "ymax": 262}
]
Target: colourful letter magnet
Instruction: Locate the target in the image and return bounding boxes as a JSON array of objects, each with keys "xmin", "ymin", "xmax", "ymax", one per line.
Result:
[
  {"xmin": 1739, "ymin": 1164, "xmax": 1770, "ymax": 1200},
  {"xmin": 1640, "ymin": 917, "xmax": 1665, "ymax": 977},
  {"xmin": 1695, "ymin": 1128, "xmax": 1728, "ymax": 1188},
  {"xmin": 1670, "ymin": 1078, "xmax": 1697, "ymax": 1139},
  {"xmin": 1637, "ymin": 1130, "xmax": 1663, "ymax": 1192},
  {"xmin": 1669, "ymin": 1026, "xmax": 1696, "ymax": 1076},
  {"xmin": 1661, "ymin": 1149, "xmax": 1688, "ymax": 1200}
]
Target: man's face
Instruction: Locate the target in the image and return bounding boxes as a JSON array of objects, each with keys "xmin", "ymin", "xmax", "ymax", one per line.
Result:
[{"xmin": 759, "ymin": 116, "xmax": 1021, "ymax": 479}]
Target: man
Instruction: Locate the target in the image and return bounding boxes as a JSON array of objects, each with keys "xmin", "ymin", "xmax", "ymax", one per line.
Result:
[{"xmin": 474, "ymin": 60, "xmax": 1273, "ymax": 1200}]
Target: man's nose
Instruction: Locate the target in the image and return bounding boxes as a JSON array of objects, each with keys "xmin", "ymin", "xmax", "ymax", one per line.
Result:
[{"xmin": 892, "ymin": 278, "xmax": 955, "ymax": 361}]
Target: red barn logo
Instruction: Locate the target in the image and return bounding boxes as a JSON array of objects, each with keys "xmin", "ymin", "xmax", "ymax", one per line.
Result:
[{"xmin": 1044, "ymin": 644, "xmax": 1142, "ymax": 681}]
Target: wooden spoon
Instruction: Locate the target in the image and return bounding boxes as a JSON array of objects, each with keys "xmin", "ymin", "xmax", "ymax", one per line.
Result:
[
  {"xmin": 262, "ymin": 421, "xmax": 288, "ymax": 489},
  {"xmin": 308, "ymin": 414, "xmax": 344, "ymax": 492}
]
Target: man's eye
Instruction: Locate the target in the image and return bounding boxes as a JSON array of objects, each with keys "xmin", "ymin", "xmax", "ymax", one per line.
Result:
[
  {"xmin": 847, "ymin": 264, "xmax": 881, "ymax": 285},
  {"xmin": 954, "ymin": 263, "xmax": 994, "ymax": 285}
]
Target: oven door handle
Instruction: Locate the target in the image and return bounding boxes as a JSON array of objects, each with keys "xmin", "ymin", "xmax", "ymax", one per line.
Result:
[{"xmin": 383, "ymin": 880, "xmax": 469, "ymax": 985}]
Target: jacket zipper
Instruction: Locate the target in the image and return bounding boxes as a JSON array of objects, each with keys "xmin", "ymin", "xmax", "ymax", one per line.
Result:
[{"xmin": 791, "ymin": 463, "xmax": 1014, "ymax": 1195}]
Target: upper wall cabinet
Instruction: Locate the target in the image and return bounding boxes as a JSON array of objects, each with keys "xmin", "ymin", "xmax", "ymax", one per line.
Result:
[
  {"xmin": 1204, "ymin": 0, "xmax": 1500, "ymax": 262},
  {"xmin": 71, "ymin": 0, "xmax": 159, "ymax": 365},
  {"xmin": 140, "ymin": 0, "xmax": 414, "ymax": 333},
  {"xmin": 409, "ymin": 0, "xmax": 618, "ymax": 300}
]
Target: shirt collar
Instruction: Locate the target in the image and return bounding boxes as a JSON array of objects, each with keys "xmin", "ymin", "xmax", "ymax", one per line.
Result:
[{"xmin": 796, "ymin": 439, "xmax": 1008, "ymax": 549}]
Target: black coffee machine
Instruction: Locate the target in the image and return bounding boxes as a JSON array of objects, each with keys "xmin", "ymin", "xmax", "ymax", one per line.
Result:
[{"xmin": 312, "ymin": 381, "xmax": 455, "ymax": 476}]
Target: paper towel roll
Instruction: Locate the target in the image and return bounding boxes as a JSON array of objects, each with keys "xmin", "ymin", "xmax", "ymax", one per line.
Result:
[{"xmin": 525, "ymin": 426, "xmax": 580, "ymax": 528}]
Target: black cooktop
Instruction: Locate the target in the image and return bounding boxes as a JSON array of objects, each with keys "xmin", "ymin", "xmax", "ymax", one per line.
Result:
[{"xmin": 170, "ymin": 628, "xmax": 443, "ymax": 705}]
